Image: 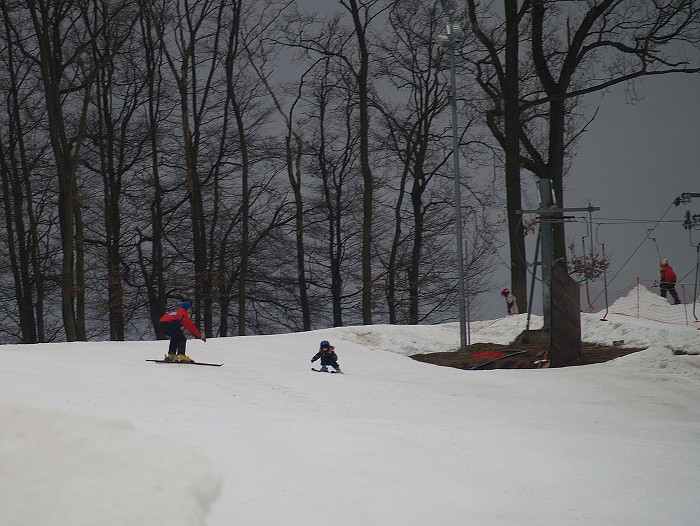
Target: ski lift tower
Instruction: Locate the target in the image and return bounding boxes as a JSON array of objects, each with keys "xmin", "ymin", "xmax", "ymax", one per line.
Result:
[
  {"xmin": 519, "ymin": 178, "xmax": 600, "ymax": 366},
  {"xmin": 676, "ymin": 192, "xmax": 700, "ymax": 324}
]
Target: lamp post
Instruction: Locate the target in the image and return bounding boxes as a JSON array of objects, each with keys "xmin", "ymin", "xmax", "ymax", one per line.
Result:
[{"xmin": 438, "ymin": 0, "xmax": 469, "ymax": 353}]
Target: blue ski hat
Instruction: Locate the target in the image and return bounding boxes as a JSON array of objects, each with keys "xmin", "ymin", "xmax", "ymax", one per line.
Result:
[
  {"xmin": 182, "ymin": 300, "xmax": 192, "ymax": 310},
  {"xmin": 320, "ymin": 340, "xmax": 331, "ymax": 348}
]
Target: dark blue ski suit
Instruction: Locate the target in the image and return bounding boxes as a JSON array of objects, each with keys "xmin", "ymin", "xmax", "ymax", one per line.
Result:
[{"xmin": 311, "ymin": 344, "xmax": 341, "ymax": 372}]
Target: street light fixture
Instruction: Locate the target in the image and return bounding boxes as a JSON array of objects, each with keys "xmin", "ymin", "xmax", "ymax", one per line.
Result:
[
  {"xmin": 441, "ymin": 0, "xmax": 456, "ymax": 13},
  {"xmin": 437, "ymin": 1, "xmax": 470, "ymax": 353}
]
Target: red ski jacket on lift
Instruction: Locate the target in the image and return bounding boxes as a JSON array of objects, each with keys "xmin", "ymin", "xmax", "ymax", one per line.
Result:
[{"xmin": 659, "ymin": 264, "xmax": 677, "ymax": 284}]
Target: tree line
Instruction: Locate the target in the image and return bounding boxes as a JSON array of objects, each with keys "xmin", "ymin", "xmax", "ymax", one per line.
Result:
[{"xmin": 0, "ymin": 0, "xmax": 697, "ymax": 343}]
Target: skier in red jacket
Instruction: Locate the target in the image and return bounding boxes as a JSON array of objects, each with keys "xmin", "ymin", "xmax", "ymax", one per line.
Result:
[
  {"xmin": 659, "ymin": 260, "xmax": 681, "ymax": 305},
  {"xmin": 158, "ymin": 301, "xmax": 206, "ymax": 362}
]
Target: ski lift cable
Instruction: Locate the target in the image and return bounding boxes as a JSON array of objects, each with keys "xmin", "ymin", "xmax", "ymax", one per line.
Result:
[
  {"xmin": 591, "ymin": 218, "xmax": 683, "ymax": 224},
  {"xmin": 596, "ymin": 199, "xmax": 677, "ymax": 292}
]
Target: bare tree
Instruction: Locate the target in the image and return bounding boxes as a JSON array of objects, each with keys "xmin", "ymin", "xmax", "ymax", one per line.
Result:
[
  {"xmin": 528, "ymin": 0, "xmax": 700, "ymax": 262},
  {"xmin": 375, "ymin": 0, "xmax": 457, "ymax": 323},
  {"xmin": 157, "ymin": 0, "xmax": 216, "ymax": 334},
  {"xmin": 245, "ymin": 7, "xmax": 317, "ymax": 331},
  {"xmin": 374, "ymin": 0, "xmax": 498, "ymax": 323},
  {"xmin": 340, "ymin": 0, "xmax": 393, "ymax": 325},
  {"xmin": 148, "ymin": 0, "xmax": 248, "ymax": 337},
  {"xmin": 81, "ymin": 0, "xmax": 144, "ymax": 340},
  {"xmin": 466, "ymin": 0, "xmax": 700, "ymax": 306},
  {"xmin": 222, "ymin": 0, "xmax": 251, "ymax": 336},
  {"xmin": 217, "ymin": 1, "xmax": 290, "ymax": 335},
  {"xmin": 22, "ymin": 0, "xmax": 117, "ymax": 341},
  {"xmin": 304, "ymin": 53, "xmax": 363, "ymax": 327},
  {"xmin": 278, "ymin": 1, "xmax": 392, "ymax": 326},
  {"xmin": 276, "ymin": 5, "xmax": 372, "ymax": 328},
  {"xmin": 0, "ymin": 1, "xmax": 53, "ymax": 342}
]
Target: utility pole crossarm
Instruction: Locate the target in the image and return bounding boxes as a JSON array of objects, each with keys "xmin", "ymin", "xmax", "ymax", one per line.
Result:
[
  {"xmin": 518, "ymin": 206, "xmax": 600, "ymax": 216},
  {"xmin": 674, "ymin": 192, "xmax": 700, "ymax": 206}
]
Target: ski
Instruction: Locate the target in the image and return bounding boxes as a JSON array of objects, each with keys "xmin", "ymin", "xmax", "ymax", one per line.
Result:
[
  {"xmin": 311, "ymin": 367, "xmax": 342, "ymax": 374},
  {"xmin": 147, "ymin": 359, "xmax": 223, "ymax": 367}
]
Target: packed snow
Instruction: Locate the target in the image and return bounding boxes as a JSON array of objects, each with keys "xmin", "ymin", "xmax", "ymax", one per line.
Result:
[{"xmin": 1, "ymin": 295, "xmax": 699, "ymax": 525}]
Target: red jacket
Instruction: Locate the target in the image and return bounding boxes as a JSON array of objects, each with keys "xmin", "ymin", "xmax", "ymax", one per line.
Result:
[
  {"xmin": 158, "ymin": 307, "xmax": 203, "ymax": 339},
  {"xmin": 659, "ymin": 264, "xmax": 677, "ymax": 284}
]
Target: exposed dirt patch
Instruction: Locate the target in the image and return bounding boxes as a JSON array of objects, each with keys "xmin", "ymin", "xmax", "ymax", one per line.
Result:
[{"xmin": 410, "ymin": 341, "xmax": 644, "ymax": 370}]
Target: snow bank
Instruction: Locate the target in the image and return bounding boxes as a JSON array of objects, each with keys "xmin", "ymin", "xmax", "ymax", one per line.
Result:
[
  {"xmin": 606, "ymin": 283, "xmax": 698, "ymax": 325},
  {"xmin": 0, "ymin": 401, "xmax": 221, "ymax": 526},
  {"xmin": 335, "ymin": 315, "xmax": 541, "ymax": 357}
]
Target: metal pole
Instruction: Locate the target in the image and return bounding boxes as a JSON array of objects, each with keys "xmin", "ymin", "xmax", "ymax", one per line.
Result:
[
  {"xmin": 438, "ymin": 1, "xmax": 468, "ymax": 351},
  {"xmin": 693, "ymin": 244, "xmax": 699, "ymax": 322},
  {"xmin": 537, "ymin": 178, "xmax": 553, "ymax": 330},
  {"xmin": 446, "ymin": 9, "xmax": 467, "ymax": 353},
  {"xmin": 600, "ymin": 242, "xmax": 610, "ymax": 321},
  {"xmin": 464, "ymin": 235, "xmax": 471, "ymax": 351},
  {"xmin": 526, "ymin": 230, "xmax": 541, "ymax": 332}
]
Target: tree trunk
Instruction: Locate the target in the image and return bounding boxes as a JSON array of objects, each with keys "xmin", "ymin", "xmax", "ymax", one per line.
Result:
[
  {"xmin": 0, "ymin": 6, "xmax": 41, "ymax": 342},
  {"xmin": 286, "ymin": 134, "xmax": 312, "ymax": 330},
  {"xmin": 231, "ymin": 99, "xmax": 249, "ymax": 336},
  {"xmin": 138, "ymin": 8, "xmax": 167, "ymax": 336},
  {"xmin": 347, "ymin": 0, "xmax": 374, "ymax": 325},
  {"xmin": 503, "ymin": 0, "xmax": 527, "ymax": 311},
  {"xmin": 28, "ymin": 1, "xmax": 94, "ymax": 341}
]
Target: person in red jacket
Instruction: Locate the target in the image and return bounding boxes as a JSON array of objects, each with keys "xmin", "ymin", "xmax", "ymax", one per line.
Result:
[
  {"xmin": 659, "ymin": 259, "xmax": 681, "ymax": 305},
  {"xmin": 158, "ymin": 300, "xmax": 206, "ymax": 362}
]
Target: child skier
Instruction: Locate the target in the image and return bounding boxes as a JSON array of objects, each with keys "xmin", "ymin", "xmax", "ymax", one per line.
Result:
[
  {"xmin": 311, "ymin": 340, "xmax": 342, "ymax": 373},
  {"xmin": 500, "ymin": 288, "xmax": 519, "ymax": 315},
  {"xmin": 158, "ymin": 300, "xmax": 206, "ymax": 362}
]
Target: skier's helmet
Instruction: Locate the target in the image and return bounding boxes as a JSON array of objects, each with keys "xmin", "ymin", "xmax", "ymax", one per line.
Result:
[
  {"xmin": 182, "ymin": 300, "xmax": 192, "ymax": 310},
  {"xmin": 320, "ymin": 340, "xmax": 331, "ymax": 349},
  {"xmin": 660, "ymin": 259, "xmax": 668, "ymax": 266},
  {"xmin": 501, "ymin": 288, "xmax": 510, "ymax": 296}
]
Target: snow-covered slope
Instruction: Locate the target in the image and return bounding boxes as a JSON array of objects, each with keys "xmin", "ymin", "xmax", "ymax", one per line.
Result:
[{"xmin": 1, "ymin": 312, "xmax": 699, "ymax": 525}]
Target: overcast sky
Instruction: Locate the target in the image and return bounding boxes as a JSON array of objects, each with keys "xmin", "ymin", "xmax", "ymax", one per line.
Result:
[{"xmin": 566, "ymin": 74, "xmax": 699, "ymax": 301}]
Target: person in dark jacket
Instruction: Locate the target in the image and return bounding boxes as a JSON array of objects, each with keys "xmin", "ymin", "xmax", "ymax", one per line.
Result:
[
  {"xmin": 311, "ymin": 340, "xmax": 341, "ymax": 373},
  {"xmin": 158, "ymin": 300, "xmax": 206, "ymax": 362},
  {"xmin": 659, "ymin": 259, "xmax": 681, "ymax": 305}
]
